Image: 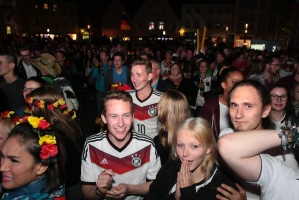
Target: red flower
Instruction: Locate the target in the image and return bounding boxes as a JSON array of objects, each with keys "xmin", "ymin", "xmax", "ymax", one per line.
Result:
[
  {"xmin": 59, "ymin": 104, "xmax": 67, "ymax": 110},
  {"xmin": 13, "ymin": 116, "xmax": 20, "ymax": 124},
  {"xmin": 47, "ymin": 104, "xmax": 54, "ymax": 110},
  {"xmin": 38, "ymin": 119, "xmax": 50, "ymax": 130},
  {"xmin": 21, "ymin": 116, "xmax": 28, "ymax": 123},
  {"xmin": 40, "ymin": 143, "xmax": 58, "ymax": 160},
  {"xmin": 0, "ymin": 111, "xmax": 9, "ymax": 117}
]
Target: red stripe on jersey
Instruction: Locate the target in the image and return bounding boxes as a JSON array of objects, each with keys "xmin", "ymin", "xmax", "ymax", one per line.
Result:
[
  {"xmin": 89, "ymin": 144, "xmax": 151, "ymax": 174},
  {"xmin": 134, "ymin": 103, "xmax": 158, "ymax": 120}
]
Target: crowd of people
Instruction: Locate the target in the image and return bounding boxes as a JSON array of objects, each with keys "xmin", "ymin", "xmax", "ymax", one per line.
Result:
[{"xmin": 0, "ymin": 35, "xmax": 299, "ymax": 199}]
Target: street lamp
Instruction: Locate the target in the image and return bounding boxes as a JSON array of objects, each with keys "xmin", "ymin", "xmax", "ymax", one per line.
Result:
[
  {"xmin": 226, "ymin": 27, "xmax": 228, "ymax": 44},
  {"xmin": 244, "ymin": 23, "xmax": 248, "ymax": 43},
  {"xmin": 87, "ymin": 25, "xmax": 91, "ymax": 38}
]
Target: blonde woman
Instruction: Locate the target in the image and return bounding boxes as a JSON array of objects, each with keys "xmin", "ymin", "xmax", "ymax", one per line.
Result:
[
  {"xmin": 154, "ymin": 90, "xmax": 190, "ymax": 165},
  {"xmin": 146, "ymin": 118, "xmax": 239, "ymax": 200}
]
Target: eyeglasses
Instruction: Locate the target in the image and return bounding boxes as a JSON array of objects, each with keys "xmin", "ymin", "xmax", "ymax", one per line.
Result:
[
  {"xmin": 21, "ymin": 54, "xmax": 31, "ymax": 57},
  {"xmin": 23, "ymin": 87, "xmax": 36, "ymax": 93},
  {"xmin": 270, "ymin": 63, "xmax": 280, "ymax": 67},
  {"xmin": 270, "ymin": 94, "xmax": 288, "ymax": 101}
]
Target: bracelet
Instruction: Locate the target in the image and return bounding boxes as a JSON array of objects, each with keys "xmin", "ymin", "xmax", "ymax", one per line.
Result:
[{"xmin": 277, "ymin": 126, "xmax": 299, "ymax": 150}]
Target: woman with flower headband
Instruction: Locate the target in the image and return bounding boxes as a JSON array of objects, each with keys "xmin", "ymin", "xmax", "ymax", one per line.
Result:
[
  {"xmin": 27, "ymin": 86, "xmax": 83, "ymax": 200},
  {"xmin": 0, "ymin": 113, "xmax": 15, "ymax": 196},
  {"xmin": 1, "ymin": 116, "xmax": 66, "ymax": 199}
]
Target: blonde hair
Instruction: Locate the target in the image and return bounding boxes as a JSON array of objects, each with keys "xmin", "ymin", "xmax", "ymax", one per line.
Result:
[
  {"xmin": 158, "ymin": 90, "xmax": 190, "ymax": 151},
  {"xmin": 171, "ymin": 117, "xmax": 218, "ymax": 180},
  {"xmin": 0, "ymin": 116, "xmax": 15, "ymax": 136}
]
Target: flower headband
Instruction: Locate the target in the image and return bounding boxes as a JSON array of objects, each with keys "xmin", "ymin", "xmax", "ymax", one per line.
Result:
[
  {"xmin": 26, "ymin": 96, "xmax": 76, "ymax": 119},
  {"xmin": 15, "ymin": 116, "xmax": 58, "ymax": 163}
]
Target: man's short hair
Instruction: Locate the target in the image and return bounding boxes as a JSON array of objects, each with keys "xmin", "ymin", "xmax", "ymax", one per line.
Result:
[
  {"xmin": 102, "ymin": 89, "xmax": 134, "ymax": 116},
  {"xmin": 0, "ymin": 53, "xmax": 17, "ymax": 68},
  {"xmin": 130, "ymin": 56, "xmax": 152, "ymax": 74},
  {"xmin": 20, "ymin": 44, "xmax": 32, "ymax": 53},
  {"xmin": 233, "ymin": 51, "xmax": 242, "ymax": 59},
  {"xmin": 56, "ymin": 50, "xmax": 67, "ymax": 58},
  {"xmin": 100, "ymin": 50, "xmax": 110, "ymax": 58},
  {"xmin": 262, "ymin": 55, "xmax": 280, "ymax": 70},
  {"xmin": 112, "ymin": 52, "xmax": 124, "ymax": 62},
  {"xmin": 228, "ymin": 80, "xmax": 274, "ymax": 129},
  {"xmin": 149, "ymin": 58, "xmax": 161, "ymax": 70}
]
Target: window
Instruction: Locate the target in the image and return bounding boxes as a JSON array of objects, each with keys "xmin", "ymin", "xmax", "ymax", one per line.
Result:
[
  {"xmin": 6, "ymin": 26, "xmax": 11, "ymax": 34},
  {"xmin": 207, "ymin": 20, "xmax": 213, "ymax": 29},
  {"xmin": 226, "ymin": 6, "xmax": 231, "ymax": 12},
  {"xmin": 34, "ymin": 4, "xmax": 38, "ymax": 9},
  {"xmin": 155, "ymin": 10, "xmax": 158, "ymax": 15},
  {"xmin": 193, "ymin": 20, "xmax": 199, "ymax": 28},
  {"xmin": 55, "ymin": 19, "xmax": 58, "ymax": 27},
  {"xmin": 159, "ymin": 22, "xmax": 164, "ymax": 30},
  {"xmin": 208, "ymin": 6, "xmax": 213, "ymax": 13},
  {"xmin": 217, "ymin": 6, "xmax": 222, "ymax": 13},
  {"xmin": 71, "ymin": 20, "xmax": 75, "ymax": 28},
  {"xmin": 53, "ymin": 5, "xmax": 57, "ymax": 11},
  {"xmin": 35, "ymin": 18, "xmax": 39, "ymax": 26},
  {"xmin": 149, "ymin": 22, "xmax": 154, "ymax": 30},
  {"xmin": 195, "ymin": 6, "xmax": 199, "ymax": 13},
  {"xmin": 215, "ymin": 20, "xmax": 222, "ymax": 29},
  {"xmin": 44, "ymin": 4, "xmax": 48, "ymax": 9},
  {"xmin": 186, "ymin": 6, "xmax": 191, "ymax": 13},
  {"xmin": 171, "ymin": 22, "xmax": 176, "ymax": 29},
  {"xmin": 185, "ymin": 20, "xmax": 191, "ymax": 28},
  {"xmin": 45, "ymin": 18, "xmax": 49, "ymax": 26},
  {"xmin": 139, "ymin": 22, "xmax": 143, "ymax": 29}
]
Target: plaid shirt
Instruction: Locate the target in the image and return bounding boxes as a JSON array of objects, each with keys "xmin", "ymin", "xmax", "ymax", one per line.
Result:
[{"xmin": 250, "ymin": 73, "xmax": 278, "ymax": 89}]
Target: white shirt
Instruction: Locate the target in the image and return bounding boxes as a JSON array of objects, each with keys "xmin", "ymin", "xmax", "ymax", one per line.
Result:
[
  {"xmin": 219, "ymin": 102, "xmax": 231, "ymax": 132},
  {"xmin": 23, "ymin": 61, "xmax": 37, "ymax": 78}
]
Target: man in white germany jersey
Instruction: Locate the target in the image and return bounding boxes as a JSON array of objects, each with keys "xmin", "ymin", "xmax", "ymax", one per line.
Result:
[
  {"xmin": 129, "ymin": 57, "xmax": 163, "ymax": 138},
  {"xmin": 81, "ymin": 89, "xmax": 161, "ymax": 200}
]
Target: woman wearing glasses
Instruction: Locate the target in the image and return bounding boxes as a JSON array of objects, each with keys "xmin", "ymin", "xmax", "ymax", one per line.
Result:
[{"xmin": 269, "ymin": 83, "xmax": 299, "ymax": 129}]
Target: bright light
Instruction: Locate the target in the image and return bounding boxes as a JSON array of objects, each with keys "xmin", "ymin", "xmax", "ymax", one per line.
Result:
[
  {"xmin": 47, "ymin": 29, "xmax": 50, "ymax": 33},
  {"xmin": 245, "ymin": 23, "xmax": 248, "ymax": 29},
  {"xmin": 226, "ymin": 27, "xmax": 228, "ymax": 31},
  {"xmin": 87, "ymin": 25, "xmax": 90, "ymax": 29},
  {"xmin": 163, "ymin": 31, "xmax": 166, "ymax": 35},
  {"xmin": 245, "ymin": 30, "xmax": 248, "ymax": 33}
]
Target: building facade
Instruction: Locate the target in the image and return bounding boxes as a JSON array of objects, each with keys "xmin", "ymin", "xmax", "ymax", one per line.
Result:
[
  {"xmin": 9, "ymin": 0, "xmax": 79, "ymax": 39},
  {"xmin": 180, "ymin": 0, "xmax": 234, "ymax": 42},
  {"xmin": 0, "ymin": 0, "xmax": 18, "ymax": 37},
  {"xmin": 132, "ymin": 0, "xmax": 180, "ymax": 39},
  {"xmin": 101, "ymin": 0, "xmax": 132, "ymax": 38}
]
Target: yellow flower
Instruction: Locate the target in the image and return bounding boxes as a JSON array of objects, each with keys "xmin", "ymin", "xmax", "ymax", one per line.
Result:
[
  {"xmin": 53, "ymin": 98, "xmax": 65, "ymax": 107},
  {"xmin": 27, "ymin": 116, "xmax": 44, "ymax": 128},
  {"xmin": 39, "ymin": 100, "xmax": 45, "ymax": 108},
  {"xmin": 71, "ymin": 111, "xmax": 77, "ymax": 119},
  {"xmin": 39, "ymin": 134, "xmax": 56, "ymax": 145}
]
